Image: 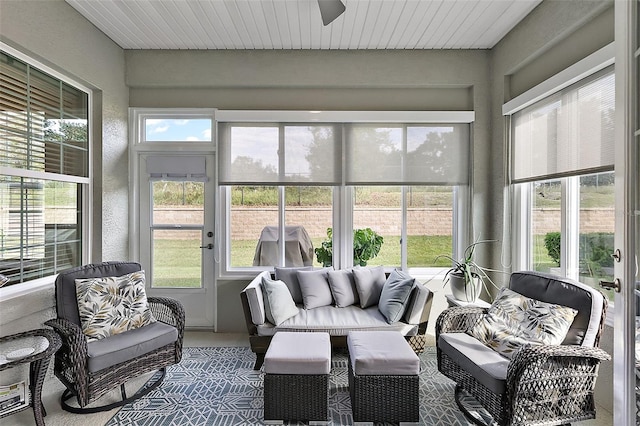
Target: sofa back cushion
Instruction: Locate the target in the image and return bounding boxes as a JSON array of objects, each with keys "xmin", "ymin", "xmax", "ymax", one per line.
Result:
[
  {"xmin": 327, "ymin": 269, "xmax": 359, "ymax": 307},
  {"xmin": 353, "ymin": 266, "xmax": 386, "ymax": 308},
  {"xmin": 403, "ymin": 283, "xmax": 432, "ymax": 325},
  {"xmin": 275, "ymin": 266, "xmax": 313, "ymax": 304},
  {"xmin": 298, "ymin": 268, "xmax": 334, "ymax": 309},
  {"xmin": 509, "ymin": 271, "xmax": 605, "ymax": 346},
  {"xmin": 377, "ymin": 269, "xmax": 415, "ymax": 324}
]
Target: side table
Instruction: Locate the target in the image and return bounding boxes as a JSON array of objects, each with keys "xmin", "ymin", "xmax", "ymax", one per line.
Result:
[
  {"xmin": 0, "ymin": 329, "xmax": 61, "ymax": 426},
  {"xmin": 445, "ymin": 293, "xmax": 491, "ymax": 309}
]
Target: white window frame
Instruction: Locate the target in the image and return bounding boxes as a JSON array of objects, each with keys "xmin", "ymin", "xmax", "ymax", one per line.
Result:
[
  {"xmin": 217, "ymin": 110, "xmax": 474, "ymax": 279},
  {"xmin": 0, "ymin": 42, "xmax": 92, "ymax": 292},
  {"xmin": 128, "ymin": 108, "xmax": 216, "ymax": 263}
]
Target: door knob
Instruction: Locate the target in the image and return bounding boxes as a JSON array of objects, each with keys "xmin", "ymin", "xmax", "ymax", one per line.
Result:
[
  {"xmin": 200, "ymin": 243, "xmax": 213, "ymax": 250},
  {"xmin": 599, "ymin": 278, "xmax": 621, "ymax": 292}
]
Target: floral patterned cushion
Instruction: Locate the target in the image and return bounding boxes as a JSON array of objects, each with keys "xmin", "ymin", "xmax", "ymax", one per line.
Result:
[
  {"xmin": 75, "ymin": 271, "xmax": 156, "ymax": 342},
  {"xmin": 469, "ymin": 287, "xmax": 578, "ymax": 359}
]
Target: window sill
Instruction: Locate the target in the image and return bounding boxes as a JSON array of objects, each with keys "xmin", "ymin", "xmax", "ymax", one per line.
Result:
[{"xmin": 0, "ymin": 276, "xmax": 56, "ymax": 302}]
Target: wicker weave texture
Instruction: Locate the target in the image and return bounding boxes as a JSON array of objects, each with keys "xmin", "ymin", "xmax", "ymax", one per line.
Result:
[
  {"xmin": 46, "ymin": 296, "xmax": 185, "ymax": 408},
  {"xmin": 0, "ymin": 329, "xmax": 61, "ymax": 426},
  {"xmin": 436, "ymin": 297, "xmax": 610, "ymax": 426},
  {"xmin": 264, "ymin": 374, "xmax": 328, "ymax": 422},
  {"xmin": 348, "ymin": 360, "xmax": 419, "ymax": 423}
]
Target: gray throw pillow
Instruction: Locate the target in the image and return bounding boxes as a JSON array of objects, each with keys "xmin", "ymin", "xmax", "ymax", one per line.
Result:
[
  {"xmin": 378, "ymin": 269, "xmax": 416, "ymax": 324},
  {"xmin": 261, "ymin": 276, "xmax": 299, "ymax": 326},
  {"xmin": 353, "ymin": 265, "xmax": 386, "ymax": 308},
  {"xmin": 274, "ymin": 266, "xmax": 313, "ymax": 304},
  {"xmin": 327, "ymin": 269, "xmax": 359, "ymax": 307},
  {"xmin": 297, "ymin": 268, "xmax": 333, "ymax": 309}
]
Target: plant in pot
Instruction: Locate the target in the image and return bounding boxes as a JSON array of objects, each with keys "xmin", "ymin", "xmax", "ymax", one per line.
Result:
[
  {"xmin": 435, "ymin": 239, "xmax": 500, "ymax": 302},
  {"xmin": 315, "ymin": 227, "xmax": 384, "ymax": 267}
]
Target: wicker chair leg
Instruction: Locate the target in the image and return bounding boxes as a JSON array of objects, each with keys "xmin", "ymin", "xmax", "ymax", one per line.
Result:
[
  {"xmin": 454, "ymin": 385, "xmax": 495, "ymax": 426},
  {"xmin": 60, "ymin": 368, "xmax": 166, "ymax": 414}
]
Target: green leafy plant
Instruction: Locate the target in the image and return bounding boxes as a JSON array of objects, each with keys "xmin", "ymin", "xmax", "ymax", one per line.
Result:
[
  {"xmin": 544, "ymin": 232, "xmax": 561, "ymax": 267},
  {"xmin": 433, "ymin": 239, "xmax": 500, "ymax": 301},
  {"xmin": 314, "ymin": 227, "xmax": 384, "ymax": 267}
]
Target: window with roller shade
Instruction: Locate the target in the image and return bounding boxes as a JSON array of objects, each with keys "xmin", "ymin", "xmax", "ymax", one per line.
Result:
[
  {"xmin": 0, "ymin": 50, "xmax": 89, "ymax": 286},
  {"xmin": 510, "ymin": 67, "xmax": 615, "ymax": 298},
  {"xmin": 219, "ymin": 121, "xmax": 470, "ymax": 274}
]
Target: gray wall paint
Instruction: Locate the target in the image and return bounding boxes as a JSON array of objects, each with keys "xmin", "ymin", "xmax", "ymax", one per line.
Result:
[
  {"xmin": 125, "ymin": 48, "xmax": 492, "ymax": 331},
  {"xmin": 0, "ymin": 0, "xmax": 128, "ymax": 334}
]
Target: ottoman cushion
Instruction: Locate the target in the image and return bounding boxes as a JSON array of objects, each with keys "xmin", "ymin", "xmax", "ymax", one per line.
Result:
[
  {"xmin": 264, "ymin": 332, "xmax": 331, "ymax": 375},
  {"xmin": 347, "ymin": 330, "xmax": 419, "ymax": 375}
]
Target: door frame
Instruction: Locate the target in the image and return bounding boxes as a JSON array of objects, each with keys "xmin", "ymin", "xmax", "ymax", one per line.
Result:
[
  {"xmin": 128, "ymin": 108, "xmax": 217, "ymax": 329},
  {"xmin": 613, "ymin": 1, "xmax": 637, "ymax": 424}
]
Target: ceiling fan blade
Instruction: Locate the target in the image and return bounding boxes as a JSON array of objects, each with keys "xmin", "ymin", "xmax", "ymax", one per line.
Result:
[{"xmin": 317, "ymin": 0, "xmax": 346, "ymax": 26}]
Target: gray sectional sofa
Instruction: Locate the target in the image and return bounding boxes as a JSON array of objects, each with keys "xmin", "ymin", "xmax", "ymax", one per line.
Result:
[{"xmin": 240, "ymin": 267, "xmax": 433, "ymax": 369}]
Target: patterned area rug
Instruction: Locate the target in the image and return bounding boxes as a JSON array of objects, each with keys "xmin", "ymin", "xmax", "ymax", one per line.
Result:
[{"xmin": 106, "ymin": 346, "xmax": 484, "ymax": 425}]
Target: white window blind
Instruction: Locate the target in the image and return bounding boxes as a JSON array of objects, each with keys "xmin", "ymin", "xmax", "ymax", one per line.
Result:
[
  {"xmin": 346, "ymin": 124, "xmax": 469, "ymax": 185},
  {"xmin": 0, "ymin": 52, "xmax": 88, "ymax": 177},
  {"xmin": 218, "ymin": 123, "xmax": 340, "ymax": 185},
  {"xmin": 511, "ymin": 68, "xmax": 615, "ymax": 183},
  {"xmin": 146, "ymin": 155, "xmax": 208, "ymax": 182}
]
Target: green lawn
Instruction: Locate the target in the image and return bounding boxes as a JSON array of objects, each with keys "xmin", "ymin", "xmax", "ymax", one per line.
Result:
[{"xmin": 156, "ymin": 235, "xmax": 455, "ymax": 284}]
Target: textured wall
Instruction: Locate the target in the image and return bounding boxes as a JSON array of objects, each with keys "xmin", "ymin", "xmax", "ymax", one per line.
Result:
[
  {"xmin": 0, "ymin": 0, "xmax": 128, "ymax": 332},
  {"xmin": 489, "ymin": 0, "xmax": 615, "ymax": 415}
]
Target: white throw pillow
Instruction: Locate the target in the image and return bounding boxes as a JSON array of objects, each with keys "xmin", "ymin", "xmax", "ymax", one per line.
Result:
[
  {"xmin": 75, "ymin": 270, "xmax": 156, "ymax": 342},
  {"xmin": 261, "ymin": 276, "xmax": 300, "ymax": 326}
]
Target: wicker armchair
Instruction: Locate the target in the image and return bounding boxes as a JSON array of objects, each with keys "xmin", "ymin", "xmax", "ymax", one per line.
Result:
[
  {"xmin": 45, "ymin": 261, "xmax": 185, "ymax": 413},
  {"xmin": 436, "ymin": 271, "xmax": 610, "ymax": 426}
]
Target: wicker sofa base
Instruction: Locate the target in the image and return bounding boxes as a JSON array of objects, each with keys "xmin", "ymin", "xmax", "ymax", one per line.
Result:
[
  {"xmin": 348, "ymin": 359, "xmax": 419, "ymax": 423},
  {"xmin": 264, "ymin": 373, "xmax": 328, "ymax": 422}
]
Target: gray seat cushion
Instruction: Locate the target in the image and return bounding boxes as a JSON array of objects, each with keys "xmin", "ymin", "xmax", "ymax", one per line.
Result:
[
  {"xmin": 87, "ymin": 321, "xmax": 178, "ymax": 372},
  {"xmin": 438, "ymin": 332, "xmax": 509, "ymax": 395},
  {"xmin": 264, "ymin": 332, "xmax": 331, "ymax": 375},
  {"xmin": 347, "ymin": 330, "xmax": 419, "ymax": 375}
]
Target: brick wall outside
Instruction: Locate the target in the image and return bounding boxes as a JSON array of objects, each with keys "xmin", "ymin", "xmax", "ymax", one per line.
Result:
[
  {"xmin": 153, "ymin": 207, "xmax": 614, "ymax": 239},
  {"xmin": 532, "ymin": 208, "xmax": 614, "ymax": 234}
]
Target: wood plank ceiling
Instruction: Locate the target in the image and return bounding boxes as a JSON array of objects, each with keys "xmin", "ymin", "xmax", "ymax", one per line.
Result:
[{"xmin": 65, "ymin": 0, "xmax": 542, "ymax": 50}]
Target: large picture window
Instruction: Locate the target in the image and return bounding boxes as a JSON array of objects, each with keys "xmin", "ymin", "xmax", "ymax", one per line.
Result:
[
  {"xmin": 0, "ymin": 49, "xmax": 89, "ymax": 286},
  {"xmin": 219, "ymin": 118, "xmax": 471, "ymax": 275}
]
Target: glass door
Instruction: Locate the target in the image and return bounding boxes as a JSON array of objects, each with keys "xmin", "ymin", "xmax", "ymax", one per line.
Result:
[{"xmin": 138, "ymin": 154, "xmax": 216, "ymax": 328}]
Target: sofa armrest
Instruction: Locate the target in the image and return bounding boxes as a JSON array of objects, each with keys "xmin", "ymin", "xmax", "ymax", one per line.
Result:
[{"xmin": 435, "ymin": 306, "xmax": 486, "ymax": 340}]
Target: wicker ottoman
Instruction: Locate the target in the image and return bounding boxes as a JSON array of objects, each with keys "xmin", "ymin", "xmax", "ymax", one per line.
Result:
[
  {"xmin": 347, "ymin": 331, "xmax": 420, "ymax": 425},
  {"xmin": 263, "ymin": 332, "xmax": 331, "ymax": 424}
]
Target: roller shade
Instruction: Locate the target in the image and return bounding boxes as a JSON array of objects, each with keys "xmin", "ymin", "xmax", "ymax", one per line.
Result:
[
  {"xmin": 146, "ymin": 155, "xmax": 208, "ymax": 182},
  {"xmin": 218, "ymin": 123, "xmax": 340, "ymax": 185},
  {"xmin": 345, "ymin": 124, "xmax": 470, "ymax": 185},
  {"xmin": 511, "ymin": 68, "xmax": 614, "ymax": 183}
]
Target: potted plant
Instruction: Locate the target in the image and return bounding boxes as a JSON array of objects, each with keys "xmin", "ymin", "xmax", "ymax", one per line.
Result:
[
  {"xmin": 435, "ymin": 239, "xmax": 500, "ymax": 302},
  {"xmin": 315, "ymin": 227, "xmax": 384, "ymax": 267}
]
